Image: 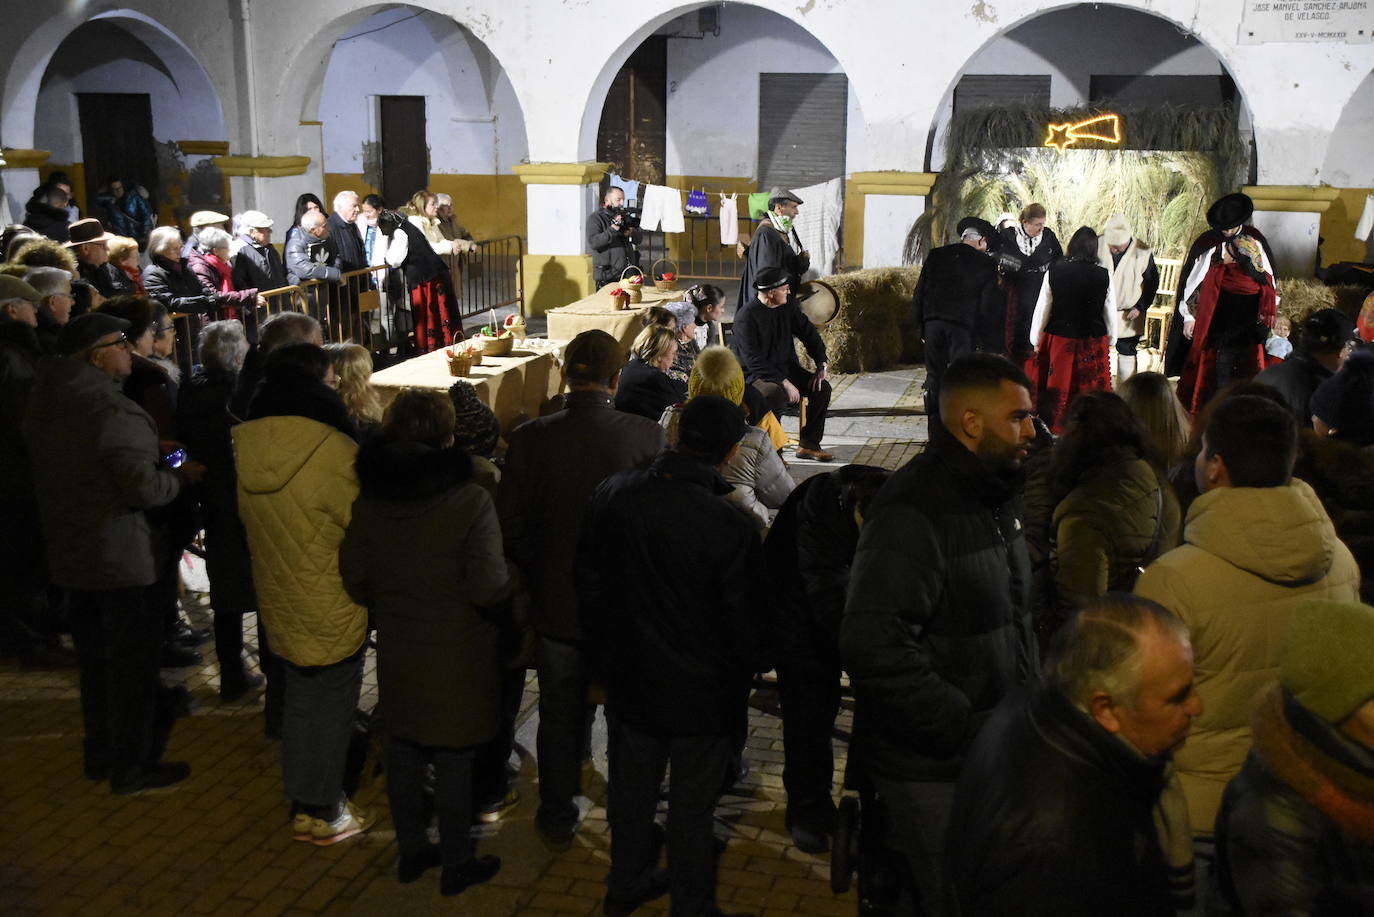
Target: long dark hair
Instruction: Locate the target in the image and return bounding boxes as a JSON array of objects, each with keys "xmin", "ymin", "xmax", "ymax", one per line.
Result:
[
  {"xmin": 685, "ymin": 283, "xmax": 726, "ymax": 320},
  {"xmin": 1064, "ymin": 226, "xmax": 1100, "ymax": 263},
  {"xmin": 1050, "ymin": 390, "xmax": 1153, "ymax": 499},
  {"xmin": 292, "ymin": 193, "xmax": 324, "ymax": 228}
]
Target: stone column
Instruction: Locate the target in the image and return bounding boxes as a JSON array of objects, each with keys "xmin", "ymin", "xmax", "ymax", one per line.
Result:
[
  {"xmin": 849, "ymin": 172, "xmax": 937, "ymax": 269},
  {"xmin": 0, "ymin": 148, "xmax": 51, "ymax": 226},
  {"xmin": 1241, "ymin": 185, "xmax": 1341, "ymax": 279},
  {"xmin": 513, "ymin": 162, "xmax": 608, "ymax": 316}
]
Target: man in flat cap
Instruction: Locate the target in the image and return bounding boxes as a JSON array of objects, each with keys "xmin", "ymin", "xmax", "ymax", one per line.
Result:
[
  {"xmin": 732, "ymin": 264, "xmax": 833, "ymax": 461},
  {"xmin": 182, "ymin": 210, "xmax": 231, "ymax": 259},
  {"xmin": 912, "ymin": 216, "xmax": 1003, "ymax": 413},
  {"xmin": 1165, "ymin": 192, "xmax": 1279, "ymax": 412},
  {"xmin": 738, "ymin": 190, "xmax": 809, "ymax": 314},
  {"xmin": 25, "ymin": 312, "xmax": 202, "ymax": 793},
  {"xmin": 233, "ymin": 210, "xmax": 288, "ymax": 295}
]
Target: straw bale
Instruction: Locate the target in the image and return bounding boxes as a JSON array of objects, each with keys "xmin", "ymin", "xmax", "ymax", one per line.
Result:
[
  {"xmin": 794, "ymin": 267, "xmax": 923, "ymax": 373},
  {"xmin": 1276, "ymin": 279, "xmax": 1366, "ymax": 324}
]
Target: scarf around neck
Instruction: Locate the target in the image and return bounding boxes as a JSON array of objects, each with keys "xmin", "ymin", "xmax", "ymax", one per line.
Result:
[
  {"xmin": 1015, "ymin": 224, "xmax": 1045, "ymax": 257},
  {"xmin": 1252, "ymin": 685, "xmax": 1374, "ymax": 842}
]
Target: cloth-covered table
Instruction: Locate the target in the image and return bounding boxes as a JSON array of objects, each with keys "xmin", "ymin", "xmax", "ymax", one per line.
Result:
[
  {"xmin": 545, "ymin": 284, "xmax": 687, "ymax": 350},
  {"xmin": 369, "ymin": 341, "xmax": 566, "ymax": 433}
]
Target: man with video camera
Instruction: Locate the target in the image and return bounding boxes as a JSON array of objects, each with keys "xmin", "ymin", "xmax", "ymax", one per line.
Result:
[{"xmin": 588, "ymin": 186, "xmax": 642, "ymax": 290}]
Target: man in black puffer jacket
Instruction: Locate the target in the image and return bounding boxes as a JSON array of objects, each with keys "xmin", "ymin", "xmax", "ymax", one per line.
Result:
[{"xmin": 840, "ymin": 352, "xmax": 1039, "ymax": 915}]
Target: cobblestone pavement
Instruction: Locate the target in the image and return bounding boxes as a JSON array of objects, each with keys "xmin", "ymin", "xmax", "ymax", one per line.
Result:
[{"xmin": 0, "ymin": 364, "xmax": 929, "ymax": 917}]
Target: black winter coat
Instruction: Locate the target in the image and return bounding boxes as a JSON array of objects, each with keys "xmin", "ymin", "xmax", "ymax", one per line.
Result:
[
  {"xmin": 327, "ymin": 212, "xmax": 367, "ymax": 274},
  {"xmin": 23, "ymin": 198, "xmax": 70, "ymax": 242},
  {"xmin": 614, "ymin": 357, "xmax": 685, "ymax": 420},
  {"xmin": 1255, "ymin": 352, "xmax": 1334, "ymax": 425},
  {"xmin": 341, "ymin": 439, "xmax": 507, "ymax": 749},
  {"xmin": 947, "ymin": 685, "xmax": 1176, "ymax": 916},
  {"xmin": 497, "ymin": 390, "xmax": 664, "ymax": 642},
  {"xmin": 840, "ymin": 420, "xmax": 1037, "ymax": 781},
  {"xmin": 577, "ymin": 449, "xmax": 767, "ymax": 737},
  {"xmin": 911, "ymin": 241, "xmax": 1002, "ymax": 350},
  {"xmin": 1215, "ymin": 688, "xmax": 1374, "ymax": 916},
  {"xmin": 177, "ymin": 369, "xmax": 256, "ymax": 616},
  {"xmin": 1294, "ymin": 430, "xmax": 1374, "ymax": 604},
  {"xmin": 143, "ymin": 255, "xmax": 215, "ymax": 316},
  {"xmin": 736, "ymin": 222, "xmax": 808, "ymax": 313},
  {"xmin": 0, "ymin": 319, "xmax": 44, "ymax": 506},
  {"xmin": 232, "ymin": 237, "xmax": 288, "ymax": 293},
  {"xmin": 765, "ymin": 471, "xmax": 861, "ymax": 652}
]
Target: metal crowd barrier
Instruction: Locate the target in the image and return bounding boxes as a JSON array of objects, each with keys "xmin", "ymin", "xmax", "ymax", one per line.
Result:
[
  {"xmin": 636, "ymin": 213, "xmax": 753, "ymax": 283},
  {"xmin": 166, "ymin": 235, "xmax": 525, "ymax": 377}
]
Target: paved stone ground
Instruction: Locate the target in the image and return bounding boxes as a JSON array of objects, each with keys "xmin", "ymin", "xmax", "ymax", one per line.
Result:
[{"xmin": 0, "ymin": 363, "xmax": 929, "ymax": 917}]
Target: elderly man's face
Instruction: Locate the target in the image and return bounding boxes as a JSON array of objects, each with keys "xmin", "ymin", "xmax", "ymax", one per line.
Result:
[
  {"xmin": 437, "ymin": 200, "xmax": 453, "ymax": 220},
  {"xmin": 1109, "ymin": 243, "xmax": 1128, "ymax": 256},
  {"xmin": 43, "ymin": 284, "xmax": 74, "ymax": 325},
  {"xmin": 337, "ymin": 196, "xmax": 360, "ymax": 222},
  {"xmin": 1109, "ymin": 625, "xmax": 1203, "ymax": 758},
  {"xmin": 307, "ymin": 220, "xmax": 330, "ymax": 240},
  {"xmin": 79, "ymin": 241, "xmax": 110, "ymax": 266},
  {"xmin": 761, "ymin": 284, "xmax": 790, "ymax": 307},
  {"xmin": 3, "ymin": 298, "xmax": 38, "ymax": 328},
  {"xmin": 775, "ymin": 200, "xmax": 799, "ymax": 220},
  {"xmin": 248, "ymin": 226, "xmax": 272, "ymax": 245},
  {"xmin": 88, "ymin": 331, "xmax": 133, "ymax": 380}
]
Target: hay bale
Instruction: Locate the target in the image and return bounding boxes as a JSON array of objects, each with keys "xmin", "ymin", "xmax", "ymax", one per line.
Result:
[
  {"xmin": 794, "ymin": 267, "xmax": 923, "ymax": 373},
  {"xmin": 1276, "ymin": 279, "xmax": 1366, "ymax": 324}
]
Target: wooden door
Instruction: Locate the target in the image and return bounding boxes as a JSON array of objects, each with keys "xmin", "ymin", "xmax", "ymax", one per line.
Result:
[
  {"xmin": 596, "ymin": 37, "xmax": 667, "ymax": 194},
  {"xmin": 77, "ymin": 93, "xmax": 157, "ymax": 212},
  {"xmin": 380, "ymin": 96, "xmax": 428, "ymax": 206}
]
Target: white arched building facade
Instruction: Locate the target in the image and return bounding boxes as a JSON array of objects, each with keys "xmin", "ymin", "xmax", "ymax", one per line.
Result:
[{"xmin": 1, "ymin": 0, "xmax": 1370, "ymax": 307}]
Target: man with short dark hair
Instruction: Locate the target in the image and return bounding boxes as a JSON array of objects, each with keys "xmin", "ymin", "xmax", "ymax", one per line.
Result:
[
  {"xmin": 1254, "ymin": 307, "xmax": 1356, "ymax": 424},
  {"xmin": 841, "ymin": 352, "xmax": 1039, "ymax": 914},
  {"xmin": 948, "ymin": 595, "xmax": 1203, "ymax": 916},
  {"xmin": 498, "ymin": 329, "xmax": 665, "ymax": 847},
  {"xmin": 587, "ymin": 187, "xmax": 641, "ymax": 290},
  {"xmin": 23, "ymin": 183, "xmax": 72, "ymax": 242},
  {"xmin": 912, "ymin": 216, "xmax": 1002, "ymax": 410},
  {"xmin": 732, "ymin": 265, "xmax": 832, "ymax": 461},
  {"xmin": 578, "ymin": 395, "xmax": 765, "ymax": 917},
  {"xmin": 24, "ymin": 312, "xmax": 200, "ymax": 793},
  {"xmin": 1136, "ymin": 394, "xmax": 1359, "ymax": 841}
]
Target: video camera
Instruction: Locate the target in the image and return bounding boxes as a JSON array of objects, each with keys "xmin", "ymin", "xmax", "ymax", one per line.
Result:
[{"xmin": 608, "ymin": 205, "xmax": 641, "ymax": 232}]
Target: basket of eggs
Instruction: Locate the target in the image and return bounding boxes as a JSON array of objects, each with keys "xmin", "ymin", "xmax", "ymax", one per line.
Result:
[{"xmin": 652, "ymin": 258, "xmax": 678, "ymax": 292}]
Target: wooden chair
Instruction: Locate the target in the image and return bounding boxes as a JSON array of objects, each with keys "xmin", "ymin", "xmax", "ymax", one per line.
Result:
[{"xmin": 1140, "ymin": 257, "xmax": 1182, "ymax": 372}]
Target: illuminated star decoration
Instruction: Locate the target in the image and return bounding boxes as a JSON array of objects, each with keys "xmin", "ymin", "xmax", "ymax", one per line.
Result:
[{"xmin": 1044, "ymin": 113, "xmax": 1123, "ymax": 153}]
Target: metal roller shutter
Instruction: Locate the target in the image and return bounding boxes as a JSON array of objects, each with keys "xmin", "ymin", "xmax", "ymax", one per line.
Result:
[
  {"xmin": 953, "ymin": 74, "xmax": 1052, "ymax": 114},
  {"xmin": 757, "ymin": 73, "xmax": 848, "ymax": 191}
]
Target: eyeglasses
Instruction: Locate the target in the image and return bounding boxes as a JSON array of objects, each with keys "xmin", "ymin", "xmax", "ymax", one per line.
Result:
[
  {"xmin": 89, "ymin": 334, "xmax": 133, "ymax": 352},
  {"xmin": 155, "ymin": 325, "xmax": 175, "ymax": 335}
]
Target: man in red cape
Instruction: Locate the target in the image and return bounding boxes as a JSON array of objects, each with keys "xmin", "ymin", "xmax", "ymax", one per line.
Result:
[{"xmin": 1165, "ymin": 193, "xmax": 1278, "ymax": 413}]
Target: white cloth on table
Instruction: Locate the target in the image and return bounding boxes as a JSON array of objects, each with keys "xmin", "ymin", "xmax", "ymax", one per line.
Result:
[
  {"xmin": 719, "ymin": 193, "xmax": 738, "ymax": 246},
  {"xmin": 1355, "ymin": 194, "xmax": 1374, "ymax": 242},
  {"xmin": 639, "ymin": 184, "xmax": 685, "ymax": 233},
  {"xmin": 790, "ymin": 177, "xmax": 843, "ymax": 280}
]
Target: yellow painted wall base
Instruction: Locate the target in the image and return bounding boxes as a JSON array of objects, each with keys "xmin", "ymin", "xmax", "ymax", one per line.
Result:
[
  {"xmin": 523, "ymin": 253, "xmax": 593, "ymax": 317},
  {"xmin": 323, "ymin": 173, "xmax": 527, "ymax": 243},
  {"xmin": 1321, "ymin": 188, "xmax": 1374, "ymax": 266}
]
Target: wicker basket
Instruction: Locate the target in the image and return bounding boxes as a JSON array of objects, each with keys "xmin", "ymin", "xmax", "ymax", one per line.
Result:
[
  {"xmin": 608, "ymin": 289, "xmax": 630, "ymax": 310},
  {"xmin": 652, "ymin": 258, "xmax": 678, "ymax": 291},
  {"xmin": 447, "ymin": 352, "xmax": 473, "ymax": 377},
  {"xmin": 619, "ymin": 267, "xmax": 645, "ymax": 303},
  {"xmin": 476, "ymin": 335, "xmax": 515, "ymax": 357}
]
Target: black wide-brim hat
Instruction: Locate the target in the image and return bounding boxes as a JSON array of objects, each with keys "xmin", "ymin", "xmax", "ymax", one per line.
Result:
[
  {"xmin": 1206, "ymin": 193, "xmax": 1254, "ymax": 231},
  {"xmin": 956, "ymin": 217, "xmax": 999, "ymax": 247}
]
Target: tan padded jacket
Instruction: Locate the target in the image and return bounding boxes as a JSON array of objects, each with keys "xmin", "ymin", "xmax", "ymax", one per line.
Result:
[
  {"xmin": 233, "ymin": 416, "xmax": 367, "ymax": 667},
  {"xmin": 1135, "ymin": 479, "xmax": 1360, "ymax": 836}
]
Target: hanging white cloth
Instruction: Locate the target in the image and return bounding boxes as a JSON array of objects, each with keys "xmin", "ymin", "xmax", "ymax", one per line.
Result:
[
  {"xmin": 1355, "ymin": 194, "xmax": 1374, "ymax": 241},
  {"xmin": 790, "ymin": 177, "xmax": 844, "ymax": 280},
  {"xmin": 639, "ymin": 184, "xmax": 685, "ymax": 233},
  {"xmin": 719, "ymin": 193, "xmax": 738, "ymax": 246}
]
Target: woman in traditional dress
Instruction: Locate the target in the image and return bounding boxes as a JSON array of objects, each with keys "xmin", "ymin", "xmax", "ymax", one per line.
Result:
[
  {"xmin": 1027, "ymin": 226, "xmax": 1115, "ymax": 432},
  {"xmin": 1173, "ymin": 196, "xmax": 1278, "ymax": 414},
  {"xmin": 377, "ymin": 209, "xmax": 464, "ymax": 353},
  {"xmin": 1000, "ymin": 202, "xmax": 1062, "ymax": 362}
]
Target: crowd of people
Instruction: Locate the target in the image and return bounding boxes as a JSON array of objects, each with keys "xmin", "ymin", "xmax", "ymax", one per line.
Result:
[{"xmin": 3, "ymin": 176, "xmax": 1374, "ymax": 917}]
